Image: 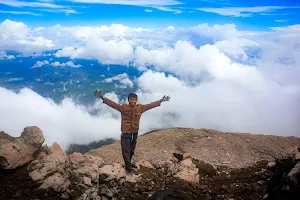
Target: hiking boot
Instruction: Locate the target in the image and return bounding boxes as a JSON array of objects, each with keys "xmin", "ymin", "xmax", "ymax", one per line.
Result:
[
  {"xmin": 126, "ymin": 169, "xmax": 138, "ymax": 176},
  {"xmin": 132, "ymin": 168, "xmax": 139, "ymax": 175}
]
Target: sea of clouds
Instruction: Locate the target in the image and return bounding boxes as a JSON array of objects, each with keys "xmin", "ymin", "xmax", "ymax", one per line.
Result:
[{"xmin": 0, "ymin": 20, "xmax": 299, "ymax": 149}]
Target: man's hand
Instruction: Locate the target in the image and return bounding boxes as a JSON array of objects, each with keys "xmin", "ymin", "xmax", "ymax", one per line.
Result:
[
  {"xmin": 160, "ymin": 95, "xmax": 170, "ymax": 103},
  {"xmin": 94, "ymin": 89, "xmax": 103, "ymax": 99}
]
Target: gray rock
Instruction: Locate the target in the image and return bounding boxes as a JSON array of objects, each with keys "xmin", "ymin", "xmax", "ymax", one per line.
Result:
[
  {"xmin": 0, "ymin": 126, "xmax": 44, "ymax": 169},
  {"xmin": 21, "ymin": 126, "xmax": 45, "ymax": 148},
  {"xmin": 268, "ymin": 161, "xmax": 276, "ymax": 168}
]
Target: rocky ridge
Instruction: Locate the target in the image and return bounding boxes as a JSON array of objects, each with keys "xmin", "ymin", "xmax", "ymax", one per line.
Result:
[
  {"xmin": 0, "ymin": 126, "xmax": 300, "ymax": 200},
  {"xmin": 87, "ymin": 128, "xmax": 300, "ymax": 169}
]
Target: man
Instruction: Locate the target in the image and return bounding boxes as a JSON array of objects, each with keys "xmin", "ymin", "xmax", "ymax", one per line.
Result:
[{"xmin": 94, "ymin": 90, "xmax": 170, "ymax": 174}]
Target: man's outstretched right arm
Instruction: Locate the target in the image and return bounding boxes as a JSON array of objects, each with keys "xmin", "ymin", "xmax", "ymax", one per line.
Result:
[{"xmin": 94, "ymin": 90, "xmax": 123, "ymax": 112}]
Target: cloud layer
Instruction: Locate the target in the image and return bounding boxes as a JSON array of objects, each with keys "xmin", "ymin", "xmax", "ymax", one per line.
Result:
[
  {"xmin": 104, "ymin": 73, "xmax": 134, "ymax": 88},
  {"xmin": 0, "ymin": 0, "xmax": 184, "ymax": 15},
  {"xmin": 0, "ymin": 20, "xmax": 299, "ymax": 149},
  {"xmin": 196, "ymin": 6, "xmax": 299, "ymax": 17},
  {"xmin": 0, "ymin": 20, "xmax": 54, "ymax": 56}
]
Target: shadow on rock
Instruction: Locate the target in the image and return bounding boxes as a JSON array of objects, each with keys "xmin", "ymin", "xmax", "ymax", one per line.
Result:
[{"xmin": 148, "ymin": 189, "xmax": 194, "ymax": 200}]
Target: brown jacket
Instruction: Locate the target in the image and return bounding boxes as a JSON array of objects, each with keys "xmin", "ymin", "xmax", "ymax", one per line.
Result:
[{"xmin": 103, "ymin": 97, "xmax": 161, "ymax": 133}]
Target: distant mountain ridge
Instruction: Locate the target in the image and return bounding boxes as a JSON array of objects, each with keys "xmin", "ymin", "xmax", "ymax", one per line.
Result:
[{"xmin": 66, "ymin": 138, "xmax": 116, "ymax": 155}]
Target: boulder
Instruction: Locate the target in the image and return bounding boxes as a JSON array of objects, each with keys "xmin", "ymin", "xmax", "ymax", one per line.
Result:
[
  {"xmin": 287, "ymin": 161, "xmax": 300, "ymax": 186},
  {"xmin": 136, "ymin": 160, "xmax": 154, "ymax": 169},
  {"xmin": 28, "ymin": 142, "xmax": 67, "ymax": 181},
  {"xmin": 78, "ymin": 188, "xmax": 102, "ymax": 200},
  {"xmin": 268, "ymin": 161, "xmax": 276, "ymax": 168},
  {"xmin": 0, "ymin": 126, "xmax": 44, "ymax": 169},
  {"xmin": 21, "ymin": 126, "xmax": 45, "ymax": 148},
  {"xmin": 173, "ymin": 158, "xmax": 199, "ymax": 183},
  {"xmin": 99, "ymin": 163, "xmax": 126, "ymax": 181},
  {"xmin": 28, "ymin": 142, "xmax": 108, "ymax": 192},
  {"xmin": 69, "ymin": 152, "xmax": 104, "ymax": 182},
  {"xmin": 40, "ymin": 172, "xmax": 70, "ymax": 192},
  {"xmin": 159, "ymin": 157, "xmax": 200, "ymax": 183},
  {"xmin": 296, "ymin": 152, "xmax": 300, "ymax": 160},
  {"xmin": 28, "ymin": 142, "xmax": 70, "ymax": 191},
  {"xmin": 83, "ymin": 176, "xmax": 92, "ymax": 186}
]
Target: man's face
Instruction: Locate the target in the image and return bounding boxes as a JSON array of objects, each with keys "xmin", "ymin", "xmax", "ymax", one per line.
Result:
[{"xmin": 128, "ymin": 98, "xmax": 137, "ymax": 106}]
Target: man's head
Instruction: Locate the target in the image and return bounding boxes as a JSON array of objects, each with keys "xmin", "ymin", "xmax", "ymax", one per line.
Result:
[{"xmin": 128, "ymin": 93, "xmax": 138, "ymax": 106}]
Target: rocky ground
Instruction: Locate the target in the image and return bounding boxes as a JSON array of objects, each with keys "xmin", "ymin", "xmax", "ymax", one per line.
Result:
[
  {"xmin": 88, "ymin": 128, "xmax": 300, "ymax": 168},
  {"xmin": 1, "ymin": 127, "xmax": 300, "ymax": 200}
]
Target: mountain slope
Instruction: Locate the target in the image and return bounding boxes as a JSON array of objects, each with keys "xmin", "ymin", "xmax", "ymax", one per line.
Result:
[{"xmin": 87, "ymin": 128, "xmax": 300, "ymax": 168}]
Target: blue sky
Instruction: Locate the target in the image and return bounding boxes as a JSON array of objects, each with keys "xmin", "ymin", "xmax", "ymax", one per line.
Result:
[{"xmin": 0, "ymin": 0, "xmax": 299, "ymax": 30}]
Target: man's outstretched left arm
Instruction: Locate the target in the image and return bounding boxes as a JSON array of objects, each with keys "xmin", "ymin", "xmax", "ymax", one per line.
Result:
[{"xmin": 142, "ymin": 95, "xmax": 170, "ymax": 113}]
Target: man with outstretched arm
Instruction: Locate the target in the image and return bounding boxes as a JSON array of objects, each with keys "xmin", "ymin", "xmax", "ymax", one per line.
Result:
[{"xmin": 94, "ymin": 90, "xmax": 170, "ymax": 174}]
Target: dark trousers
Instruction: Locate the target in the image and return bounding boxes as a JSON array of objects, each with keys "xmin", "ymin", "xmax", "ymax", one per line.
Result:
[{"xmin": 121, "ymin": 133, "xmax": 138, "ymax": 172}]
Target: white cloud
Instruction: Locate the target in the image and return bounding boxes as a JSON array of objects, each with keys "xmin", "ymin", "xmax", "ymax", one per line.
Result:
[
  {"xmin": 36, "ymin": 8, "xmax": 79, "ymax": 15},
  {"xmin": 196, "ymin": 6, "xmax": 300, "ymax": 17},
  {"xmin": 55, "ymin": 37, "xmax": 134, "ymax": 65},
  {"xmin": 1, "ymin": 19, "xmax": 29, "ymax": 39},
  {"xmin": 32, "ymin": 60, "xmax": 49, "ymax": 68},
  {"xmin": 6, "ymin": 55, "xmax": 15, "ymax": 60},
  {"xmin": 0, "ymin": 87, "xmax": 123, "ymax": 149},
  {"xmin": 30, "ymin": 52, "xmax": 52, "ymax": 57},
  {"xmin": 104, "ymin": 73, "xmax": 134, "ymax": 88},
  {"xmin": 31, "ymin": 60, "xmax": 81, "ymax": 68},
  {"xmin": 38, "ymin": 0, "xmax": 55, "ymax": 2},
  {"xmin": 6, "ymin": 77, "xmax": 24, "ymax": 82},
  {"xmin": 0, "ymin": 53, "xmax": 15, "ymax": 60},
  {"xmin": 185, "ymin": 23, "xmax": 240, "ymax": 41},
  {"xmin": 51, "ymin": 61, "xmax": 82, "ymax": 68},
  {"xmin": 254, "ymin": 26, "xmax": 300, "ymax": 87},
  {"xmin": 40, "ymin": 23, "xmax": 130, "ymax": 44},
  {"xmin": 0, "ymin": 0, "xmax": 67, "ymax": 9},
  {"xmin": 260, "ymin": 13, "xmax": 288, "ymax": 16},
  {"xmin": 137, "ymin": 70, "xmax": 185, "ymax": 93},
  {"xmin": 0, "ymin": 10, "xmax": 41, "ymax": 16},
  {"xmin": 68, "ymin": 0, "xmax": 184, "ymax": 14},
  {"xmin": 68, "ymin": 0, "xmax": 183, "ymax": 7},
  {"xmin": 34, "ymin": 27, "xmax": 45, "ymax": 31},
  {"xmin": 41, "ymin": 23, "xmax": 251, "ymax": 67},
  {"xmin": 9, "ymin": 22, "xmax": 246, "ymax": 61},
  {"xmin": 270, "ymin": 24, "xmax": 300, "ymax": 32},
  {"xmin": 0, "ymin": 0, "xmax": 78, "ymax": 15},
  {"xmin": 275, "ymin": 19, "xmax": 288, "ymax": 23},
  {"xmin": 152, "ymin": 6, "xmax": 182, "ymax": 14},
  {"xmin": 0, "ymin": 20, "xmax": 54, "ymax": 55},
  {"xmin": 135, "ymin": 70, "xmax": 300, "ymax": 136},
  {"xmin": 134, "ymin": 41, "xmax": 264, "ymax": 90},
  {"xmin": 165, "ymin": 26, "xmax": 175, "ymax": 31},
  {"xmin": 213, "ymin": 39, "xmax": 256, "ymax": 61}
]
